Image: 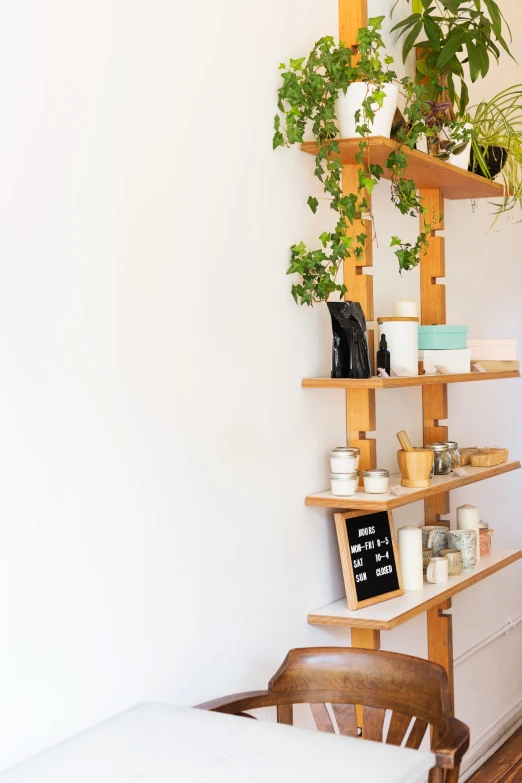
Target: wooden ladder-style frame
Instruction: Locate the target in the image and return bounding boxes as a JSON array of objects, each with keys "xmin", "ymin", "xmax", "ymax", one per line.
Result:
[{"xmin": 340, "ymin": 0, "xmax": 453, "ymax": 700}]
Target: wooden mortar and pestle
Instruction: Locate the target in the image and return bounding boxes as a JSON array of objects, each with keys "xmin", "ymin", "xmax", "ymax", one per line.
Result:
[{"xmin": 396, "ymin": 430, "xmax": 434, "ymax": 488}]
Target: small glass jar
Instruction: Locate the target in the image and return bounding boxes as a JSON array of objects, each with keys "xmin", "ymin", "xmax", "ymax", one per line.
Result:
[
  {"xmin": 330, "ymin": 447, "xmax": 360, "ymax": 474},
  {"xmin": 362, "ymin": 469, "xmax": 389, "ymax": 494},
  {"xmin": 426, "ymin": 443, "xmax": 452, "ymax": 476},
  {"xmin": 479, "ymin": 523, "xmax": 494, "ymax": 558},
  {"xmin": 330, "ymin": 471, "xmax": 359, "ymax": 497},
  {"xmin": 438, "ymin": 441, "xmax": 461, "ymax": 470}
]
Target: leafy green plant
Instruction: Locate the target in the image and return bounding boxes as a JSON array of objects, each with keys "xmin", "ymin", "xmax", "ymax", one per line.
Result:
[
  {"xmin": 463, "ymin": 86, "xmax": 522, "ymax": 219},
  {"xmin": 274, "ymin": 17, "xmax": 446, "ymax": 305},
  {"xmin": 392, "ymin": 0, "xmax": 514, "ymax": 114}
]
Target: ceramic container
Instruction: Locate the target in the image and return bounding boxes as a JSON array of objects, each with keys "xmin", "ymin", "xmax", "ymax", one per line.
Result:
[
  {"xmin": 448, "ymin": 529, "xmax": 477, "ymax": 569},
  {"xmin": 457, "ymin": 504, "xmax": 481, "ymax": 561},
  {"xmin": 330, "ymin": 447, "xmax": 360, "ymax": 474},
  {"xmin": 330, "ymin": 472, "xmax": 358, "ymax": 497},
  {"xmin": 422, "ymin": 547, "xmax": 434, "ymax": 575},
  {"xmin": 336, "ymin": 82, "xmax": 399, "ymax": 138},
  {"xmin": 467, "ymin": 339, "xmax": 517, "ymax": 361},
  {"xmin": 440, "ymin": 548, "xmax": 463, "ymax": 576},
  {"xmin": 426, "ymin": 557, "xmax": 449, "ymax": 584},
  {"xmin": 397, "ymin": 448, "xmax": 433, "ymax": 488},
  {"xmin": 418, "ymin": 325, "xmax": 468, "ymax": 350},
  {"xmin": 421, "ymin": 526, "xmax": 448, "ymax": 557},
  {"xmin": 378, "ymin": 317, "xmax": 419, "ymax": 376},
  {"xmin": 362, "ymin": 469, "xmax": 389, "ymax": 494},
  {"xmin": 479, "ymin": 523, "xmax": 494, "ymax": 558}
]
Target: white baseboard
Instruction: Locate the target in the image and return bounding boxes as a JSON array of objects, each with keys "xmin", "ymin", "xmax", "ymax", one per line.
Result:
[{"xmin": 459, "ymin": 697, "xmax": 522, "ymax": 781}]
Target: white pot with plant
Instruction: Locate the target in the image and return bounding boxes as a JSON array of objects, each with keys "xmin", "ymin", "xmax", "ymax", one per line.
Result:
[{"xmin": 337, "ymin": 81, "xmax": 400, "ymax": 138}]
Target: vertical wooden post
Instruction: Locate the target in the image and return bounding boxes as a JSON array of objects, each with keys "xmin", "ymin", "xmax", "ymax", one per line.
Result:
[
  {"xmin": 420, "ymin": 189, "xmax": 449, "ymax": 526},
  {"xmin": 427, "ymin": 599, "xmax": 454, "ymax": 715},
  {"xmin": 352, "ymin": 627, "xmax": 380, "ymax": 728},
  {"xmin": 339, "ymin": 1, "xmax": 376, "ymax": 475}
]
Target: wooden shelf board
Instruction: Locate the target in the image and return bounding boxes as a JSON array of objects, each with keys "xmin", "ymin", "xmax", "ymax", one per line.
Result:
[
  {"xmin": 301, "ymin": 136, "xmax": 507, "ymax": 200},
  {"xmin": 303, "ymin": 370, "xmax": 520, "ymax": 390},
  {"xmin": 306, "ymin": 461, "xmax": 521, "ymax": 511},
  {"xmin": 308, "ymin": 549, "xmax": 522, "ymax": 631}
]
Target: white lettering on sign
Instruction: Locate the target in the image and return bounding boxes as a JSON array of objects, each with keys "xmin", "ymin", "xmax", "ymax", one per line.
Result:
[
  {"xmin": 358, "ymin": 526, "xmax": 375, "ymax": 537},
  {"xmin": 376, "ymin": 565, "xmax": 392, "ymax": 577},
  {"xmin": 355, "ymin": 572, "xmax": 367, "ymax": 583},
  {"xmin": 351, "ymin": 544, "xmax": 362, "ymax": 554},
  {"xmin": 353, "ymin": 558, "xmax": 364, "ymax": 568}
]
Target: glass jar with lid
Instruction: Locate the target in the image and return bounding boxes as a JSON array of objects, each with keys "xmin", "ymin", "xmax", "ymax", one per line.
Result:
[
  {"xmin": 330, "ymin": 447, "xmax": 360, "ymax": 474},
  {"xmin": 362, "ymin": 469, "xmax": 390, "ymax": 494},
  {"xmin": 438, "ymin": 441, "xmax": 461, "ymax": 469},
  {"xmin": 426, "ymin": 443, "xmax": 452, "ymax": 476}
]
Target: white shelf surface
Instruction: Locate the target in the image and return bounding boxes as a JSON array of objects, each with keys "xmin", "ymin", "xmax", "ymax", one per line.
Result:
[{"xmin": 308, "ymin": 550, "xmax": 522, "ymax": 630}]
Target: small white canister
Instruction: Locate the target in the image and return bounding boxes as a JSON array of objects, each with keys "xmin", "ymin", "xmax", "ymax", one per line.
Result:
[
  {"xmin": 330, "ymin": 472, "xmax": 359, "ymax": 497},
  {"xmin": 362, "ymin": 469, "xmax": 390, "ymax": 494},
  {"xmin": 377, "ymin": 317, "xmax": 419, "ymax": 376},
  {"xmin": 330, "ymin": 447, "xmax": 360, "ymax": 474}
]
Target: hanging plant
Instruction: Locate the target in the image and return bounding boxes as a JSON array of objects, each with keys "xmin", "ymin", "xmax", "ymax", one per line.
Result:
[{"xmin": 273, "ymin": 17, "xmax": 450, "ymax": 306}]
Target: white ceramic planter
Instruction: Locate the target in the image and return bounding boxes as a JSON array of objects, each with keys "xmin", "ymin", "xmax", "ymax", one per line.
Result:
[
  {"xmin": 449, "ymin": 124, "xmax": 473, "ymax": 169},
  {"xmin": 336, "ymin": 82, "xmax": 399, "ymax": 138}
]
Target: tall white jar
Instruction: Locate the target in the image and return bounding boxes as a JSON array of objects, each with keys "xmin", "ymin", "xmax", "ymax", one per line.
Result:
[
  {"xmin": 377, "ymin": 317, "xmax": 419, "ymax": 376},
  {"xmin": 336, "ymin": 82, "xmax": 399, "ymax": 139}
]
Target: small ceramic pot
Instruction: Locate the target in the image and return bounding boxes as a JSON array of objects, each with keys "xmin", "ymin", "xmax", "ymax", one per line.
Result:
[
  {"xmin": 422, "ymin": 548, "xmax": 433, "ymax": 575},
  {"xmin": 440, "ymin": 548, "xmax": 463, "ymax": 576},
  {"xmin": 447, "ymin": 529, "xmax": 477, "ymax": 569},
  {"xmin": 421, "ymin": 526, "xmax": 448, "ymax": 557},
  {"xmin": 426, "ymin": 557, "xmax": 449, "ymax": 584}
]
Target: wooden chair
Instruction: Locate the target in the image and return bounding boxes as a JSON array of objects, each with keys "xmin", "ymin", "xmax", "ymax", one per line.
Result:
[{"xmin": 197, "ymin": 647, "xmax": 469, "ymax": 782}]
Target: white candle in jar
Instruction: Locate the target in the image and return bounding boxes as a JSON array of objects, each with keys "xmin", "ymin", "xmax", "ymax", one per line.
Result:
[
  {"xmin": 457, "ymin": 504, "xmax": 481, "ymax": 561},
  {"xmin": 397, "ymin": 526, "xmax": 423, "ymax": 591},
  {"xmin": 330, "ymin": 472, "xmax": 358, "ymax": 497},
  {"xmin": 393, "ymin": 299, "xmax": 418, "ymax": 318}
]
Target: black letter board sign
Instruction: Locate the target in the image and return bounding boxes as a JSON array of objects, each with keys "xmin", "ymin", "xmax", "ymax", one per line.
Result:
[{"xmin": 334, "ymin": 510, "xmax": 404, "ymax": 610}]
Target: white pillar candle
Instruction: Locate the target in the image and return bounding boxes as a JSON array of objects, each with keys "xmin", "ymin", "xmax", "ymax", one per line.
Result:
[
  {"xmin": 457, "ymin": 504, "xmax": 481, "ymax": 561},
  {"xmin": 397, "ymin": 526, "xmax": 423, "ymax": 591},
  {"xmin": 393, "ymin": 299, "xmax": 418, "ymax": 318}
]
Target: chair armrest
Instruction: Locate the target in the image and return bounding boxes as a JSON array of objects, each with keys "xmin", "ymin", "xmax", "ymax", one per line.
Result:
[
  {"xmin": 195, "ymin": 690, "xmax": 271, "ymax": 713},
  {"xmin": 432, "ymin": 717, "xmax": 470, "ymax": 769}
]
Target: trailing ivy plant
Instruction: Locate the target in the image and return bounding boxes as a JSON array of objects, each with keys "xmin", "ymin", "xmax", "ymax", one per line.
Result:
[
  {"xmin": 273, "ymin": 17, "xmax": 443, "ymax": 306},
  {"xmin": 391, "ymin": 0, "xmax": 514, "ymax": 114}
]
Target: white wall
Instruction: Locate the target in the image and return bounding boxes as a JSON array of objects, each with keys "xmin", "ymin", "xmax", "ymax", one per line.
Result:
[{"xmin": 0, "ymin": 0, "xmax": 521, "ymax": 772}]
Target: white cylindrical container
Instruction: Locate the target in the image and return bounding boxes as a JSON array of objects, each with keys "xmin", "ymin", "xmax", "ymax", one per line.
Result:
[
  {"xmin": 330, "ymin": 447, "xmax": 360, "ymax": 474},
  {"xmin": 362, "ymin": 469, "xmax": 389, "ymax": 494},
  {"xmin": 398, "ymin": 526, "xmax": 423, "ymax": 591},
  {"xmin": 393, "ymin": 299, "xmax": 418, "ymax": 318},
  {"xmin": 336, "ymin": 82, "xmax": 399, "ymax": 139},
  {"xmin": 378, "ymin": 317, "xmax": 419, "ymax": 376},
  {"xmin": 457, "ymin": 504, "xmax": 481, "ymax": 561},
  {"xmin": 449, "ymin": 123, "xmax": 473, "ymax": 170},
  {"xmin": 330, "ymin": 472, "xmax": 358, "ymax": 497}
]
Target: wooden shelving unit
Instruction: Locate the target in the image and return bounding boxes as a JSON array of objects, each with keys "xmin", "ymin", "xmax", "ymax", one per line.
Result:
[
  {"xmin": 301, "ymin": 137, "xmax": 508, "ymax": 200},
  {"xmin": 301, "ymin": 0, "xmax": 522, "ymax": 714},
  {"xmin": 308, "ymin": 551, "xmax": 522, "ymax": 631},
  {"xmin": 303, "ymin": 370, "xmax": 520, "ymax": 389},
  {"xmin": 306, "ymin": 461, "xmax": 521, "ymax": 510}
]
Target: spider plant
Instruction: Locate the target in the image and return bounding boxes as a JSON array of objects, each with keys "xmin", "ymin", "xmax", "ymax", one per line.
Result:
[{"xmin": 463, "ymin": 86, "xmax": 522, "ymax": 218}]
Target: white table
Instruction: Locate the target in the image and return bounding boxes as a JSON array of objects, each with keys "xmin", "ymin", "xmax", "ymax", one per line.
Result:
[{"xmin": 0, "ymin": 703, "xmax": 435, "ymax": 783}]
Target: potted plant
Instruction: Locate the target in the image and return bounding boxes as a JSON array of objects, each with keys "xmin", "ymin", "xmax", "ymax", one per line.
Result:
[
  {"xmin": 463, "ymin": 86, "xmax": 522, "ymax": 218},
  {"xmin": 391, "ymin": 0, "xmax": 513, "ymax": 115},
  {"xmin": 273, "ymin": 17, "xmax": 457, "ymax": 310}
]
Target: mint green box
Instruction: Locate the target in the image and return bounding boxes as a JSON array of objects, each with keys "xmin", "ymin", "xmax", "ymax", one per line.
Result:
[{"xmin": 418, "ymin": 325, "xmax": 468, "ymax": 350}]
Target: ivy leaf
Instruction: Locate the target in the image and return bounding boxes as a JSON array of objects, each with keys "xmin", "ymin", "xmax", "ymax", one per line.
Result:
[
  {"xmin": 436, "ymin": 27, "xmax": 466, "ymax": 69},
  {"xmin": 390, "ymin": 236, "xmax": 402, "ymax": 247},
  {"xmin": 319, "ymin": 231, "xmax": 330, "ymax": 247},
  {"xmin": 307, "ymin": 196, "xmax": 319, "ymax": 214},
  {"xmin": 272, "ymin": 131, "xmax": 285, "ymax": 150},
  {"xmin": 289, "ymin": 57, "xmax": 305, "ymax": 71}
]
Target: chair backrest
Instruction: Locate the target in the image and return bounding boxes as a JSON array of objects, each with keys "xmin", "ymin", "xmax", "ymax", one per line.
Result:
[{"xmin": 200, "ymin": 647, "xmax": 453, "ymax": 749}]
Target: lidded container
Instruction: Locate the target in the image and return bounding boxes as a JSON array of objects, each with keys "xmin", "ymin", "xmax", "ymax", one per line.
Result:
[
  {"xmin": 330, "ymin": 447, "xmax": 360, "ymax": 474},
  {"xmin": 418, "ymin": 325, "xmax": 468, "ymax": 350},
  {"xmin": 426, "ymin": 443, "xmax": 452, "ymax": 476},
  {"xmin": 479, "ymin": 523, "xmax": 494, "ymax": 558},
  {"xmin": 330, "ymin": 472, "xmax": 359, "ymax": 497},
  {"xmin": 438, "ymin": 441, "xmax": 460, "ymax": 469},
  {"xmin": 362, "ymin": 469, "xmax": 389, "ymax": 494}
]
